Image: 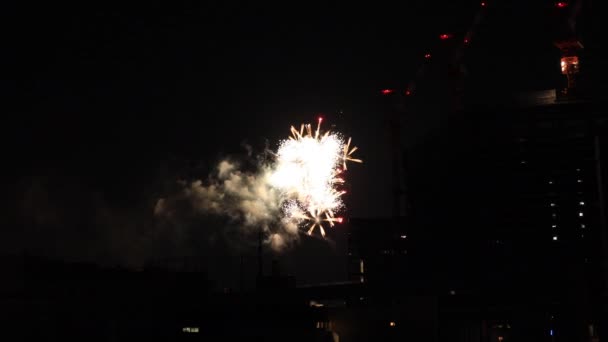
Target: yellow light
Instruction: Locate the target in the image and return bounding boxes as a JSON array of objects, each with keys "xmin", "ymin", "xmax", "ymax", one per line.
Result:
[
  {"xmin": 389, "ymin": 321, "xmax": 396, "ymax": 327},
  {"xmin": 182, "ymin": 327, "xmax": 199, "ymax": 333}
]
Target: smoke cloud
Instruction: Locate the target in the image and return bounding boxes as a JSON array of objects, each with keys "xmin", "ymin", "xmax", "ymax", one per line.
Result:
[{"xmin": 155, "ymin": 158, "xmax": 301, "ymax": 252}]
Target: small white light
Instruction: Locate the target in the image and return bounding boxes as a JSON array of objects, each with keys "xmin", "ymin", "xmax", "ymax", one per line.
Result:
[
  {"xmin": 578, "ymin": 179, "xmax": 583, "ymax": 183},
  {"xmin": 400, "ymin": 235, "xmax": 407, "ymax": 239},
  {"xmin": 553, "ymin": 236, "xmax": 558, "ymax": 241},
  {"xmin": 550, "ymin": 203, "xmax": 556, "ymax": 207},
  {"xmin": 579, "ymin": 212, "xmax": 584, "ymax": 217},
  {"xmin": 552, "ymin": 224, "xmax": 557, "ymax": 228},
  {"xmin": 581, "ymin": 224, "xmax": 586, "ymax": 228},
  {"xmin": 579, "ymin": 201, "xmax": 585, "ymax": 205},
  {"xmin": 549, "ymin": 180, "xmax": 554, "ymax": 184}
]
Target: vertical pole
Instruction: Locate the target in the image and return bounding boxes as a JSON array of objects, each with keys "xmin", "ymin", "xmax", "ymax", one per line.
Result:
[
  {"xmin": 257, "ymin": 228, "xmax": 263, "ymax": 280},
  {"xmin": 239, "ymin": 253, "xmax": 244, "ymax": 292},
  {"xmin": 390, "ymin": 116, "xmax": 402, "ymax": 217}
]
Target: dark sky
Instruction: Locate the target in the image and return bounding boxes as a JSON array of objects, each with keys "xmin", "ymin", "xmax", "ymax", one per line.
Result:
[{"xmin": 2, "ymin": 1, "xmax": 578, "ymax": 287}]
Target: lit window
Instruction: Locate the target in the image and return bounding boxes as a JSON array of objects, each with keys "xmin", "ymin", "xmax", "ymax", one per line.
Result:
[
  {"xmin": 360, "ymin": 276, "xmax": 364, "ymax": 283},
  {"xmin": 549, "ymin": 180, "xmax": 554, "ymax": 184},
  {"xmin": 579, "ymin": 201, "xmax": 585, "ymax": 205},
  {"xmin": 552, "ymin": 213, "xmax": 557, "ymax": 218},
  {"xmin": 550, "ymin": 329, "xmax": 554, "ymax": 336},
  {"xmin": 521, "ymin": 160, "xmax": 527, "ymax": 164},
  {"xmin": 552, "ymin": 224, "xmax": 557, "ymax": 228},
  {"xmin": 389, "ymin": 321, "xmax": 396, "ymax": 327},
  {"xmin": 550, "ymin": 203, "xmax": 556, "ymax": 207},
  {"xmin": 576, "ymin": 168, "xmax": 581, "ymax": 172},
  {"xmin": 577, "ymin": 179, "xmax": 583, "ymax": 183},
  {"xmin": 579, "ymin": 212, "xmax": 584, "ymax": 217},
  {"xmin": 581, "ymin": 224, "xmax": 586, "ymax": 228},
  {"xmin": 498, "ymin": 336, "xmax": 504, "ymax": 342},
  {"xmin": 553, "ymin": 236, "xmax": 558, "ymax": 241},
  {"xmin": 400, "ymin": 235, "xmax": 407, "ymax": 239},
  {"xmin": 360, "ymin": 259, "xmax": 365, "ymax": 274},
  {"xmin": 561, "ymin": 56, "xmax": 579, "ymax": 74},
  {"xmin": 581, "ymin": 234, "xmax": 585, "ymax": 238},
  {"xmin": 449, "ymin": 290, "xmax": 456, "ymax": 295},
  {"xmin": 182, "ymin": 327, "xmax": 199, "ymax": 333}
]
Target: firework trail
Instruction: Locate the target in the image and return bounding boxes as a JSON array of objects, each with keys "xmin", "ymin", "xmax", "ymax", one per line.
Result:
[{"xmin": 155, "ymin": 117, "xmax": 361, "ymax": 251}]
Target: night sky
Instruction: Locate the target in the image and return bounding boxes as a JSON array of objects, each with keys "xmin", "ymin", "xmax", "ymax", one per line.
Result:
[{"xmin": 3, "ymin": 1, "xmax": 575, "ymax": 287}]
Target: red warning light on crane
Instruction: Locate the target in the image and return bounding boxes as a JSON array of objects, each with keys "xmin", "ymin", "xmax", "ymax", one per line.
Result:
[
  {"xmin": 556, "ymin": 2, "xmax": 568, "ymax": 8},
  {"xmin": 439, "ymin": 34, "xmax": 452, "ymax": 40},
  {"xmin": 381, "ymin": 89, "xmax": 394, "ymax": 95}
]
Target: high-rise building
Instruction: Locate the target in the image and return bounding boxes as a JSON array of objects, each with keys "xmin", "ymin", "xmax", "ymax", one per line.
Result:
[{"xmin": 376, "ymin": 1, "xmax": 606, "ymax": 340}]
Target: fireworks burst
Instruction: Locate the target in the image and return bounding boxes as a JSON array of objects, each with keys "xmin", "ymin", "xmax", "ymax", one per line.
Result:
[
  {"xmin": 270, "ymin": 117, "xmax": 361, "ymax": 237},
  {"xmin": 155, "ymin": 116, "xmax": 361, "ymax": 250}
]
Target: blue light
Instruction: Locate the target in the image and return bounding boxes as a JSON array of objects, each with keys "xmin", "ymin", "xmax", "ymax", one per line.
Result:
[{"xmin": 550, "ymin": 329, "xmax": 554, "ymax": 336}]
